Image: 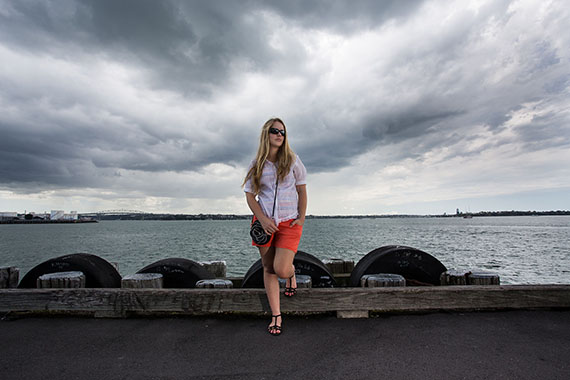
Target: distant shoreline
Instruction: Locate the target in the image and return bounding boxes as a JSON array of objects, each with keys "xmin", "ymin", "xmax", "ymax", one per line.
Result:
[
  {"xmin": 0, "ymin": 219, "xmax": 98, "ymax": 224},
  {"xmin": 3, "ymin": 210, "xmax": 568, "ymax": 224},
  {"xmin": 73, "ymin": 210, "xmax": 570, "ymax": 221}
]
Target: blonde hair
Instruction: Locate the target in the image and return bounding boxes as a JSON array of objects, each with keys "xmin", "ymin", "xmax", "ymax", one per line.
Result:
[{"xmin": 243, "ymin": 118, "xmax": 296, "ymax": 195}]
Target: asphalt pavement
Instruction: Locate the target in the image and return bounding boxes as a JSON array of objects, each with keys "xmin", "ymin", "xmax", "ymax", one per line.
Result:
[{"xmin": 1, "ymin": 310, "xmax": 569, "ymax": 380}]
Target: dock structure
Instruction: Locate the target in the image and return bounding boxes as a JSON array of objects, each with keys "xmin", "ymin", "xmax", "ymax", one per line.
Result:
[
  {"xmin": 3, "ymin": 252, "xmax": 569, "ymax": 319},
  {"xmin": 1, "ymin": 285, "xmax": 569, "ymax": 318}
]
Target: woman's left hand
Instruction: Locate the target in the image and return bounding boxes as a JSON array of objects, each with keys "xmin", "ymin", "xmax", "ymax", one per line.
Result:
[{"xmin": 290, "ymin": 217, "xmax": 305, "ymax": 227}]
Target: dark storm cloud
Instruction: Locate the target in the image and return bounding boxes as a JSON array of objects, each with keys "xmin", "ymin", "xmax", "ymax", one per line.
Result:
[
  {"xmin": 363, "ymin": 109, "xmax": 465, "ymax": 142},
  {"xmin": 294, "ymin": 107, "xmax": 465, "ymax": 172},
  {"xmin": 0, "ymin": 1, "xmax": 257, "ymax": 97},
  {"xmin": 0, "ymin": 110, "xmax": 254, "ymax": 188},
  {"xmin": 263, "ymin": 0, "xmax": 425, "ymax": 31},
  {"xmin": 0, "ymin": 0, "xmax": 400, "ymax": 188},
  {"xmin": 0, "ymin": 0, "xmax": 568, "ymax": 196},
  {"xmin": 0, "ymin": 0, "xmax": 425, "ymax": 96}
]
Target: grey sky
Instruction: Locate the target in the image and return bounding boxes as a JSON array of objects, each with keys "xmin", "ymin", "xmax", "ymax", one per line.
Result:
[{"xmin": 0, "ymin": 0, "xmax": 569, "ymax": 214}]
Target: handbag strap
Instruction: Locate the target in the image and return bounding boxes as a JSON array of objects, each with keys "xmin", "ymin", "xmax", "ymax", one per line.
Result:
[{"xmin": 270, "ymin": 177, "xmax": 278, "ymax": 218}]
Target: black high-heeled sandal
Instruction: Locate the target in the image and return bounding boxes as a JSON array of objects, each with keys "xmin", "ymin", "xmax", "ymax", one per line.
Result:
[
  {"xmin": 268, "ymin": 314, "xmax": 282, "ymax": 336},
  {"xmin": 284, "ymin": 274, "xmax": 297, "ymax": 297}
]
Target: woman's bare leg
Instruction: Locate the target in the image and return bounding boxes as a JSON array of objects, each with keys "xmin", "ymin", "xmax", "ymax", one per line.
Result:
[
  {"xmin": 274, "ymin": 247, "xmax": 297, "ymax": 290},
  {"xmin": 259, "ymin": 246, "xmax": 281, "ymax": 332}
]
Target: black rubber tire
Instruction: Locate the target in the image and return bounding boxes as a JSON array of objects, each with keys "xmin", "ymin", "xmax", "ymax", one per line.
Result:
[
  {"xmin": 349, "ymin": 245, "xmax": 447, "ymax": 287},
  {"xmin": 136, "ymin": 258, "xmax": 214, "ymax": 288},
  {"xmin": 18, "ymin": 253, "xmax": 121, "ymax": 288},
  {"xmin": 241, "ymin": 250, "xmax": 336, "ymax": 288}
]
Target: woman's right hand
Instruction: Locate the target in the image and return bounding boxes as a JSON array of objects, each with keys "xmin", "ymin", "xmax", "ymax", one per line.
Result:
[{"xmin": 259, "ymin": 215, "xmax": 279, "ymax": 235}]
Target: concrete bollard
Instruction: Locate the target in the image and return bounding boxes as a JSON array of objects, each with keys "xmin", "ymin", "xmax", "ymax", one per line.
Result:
[
  {"xmin": 467, "ymin": 271, "xmax": 500, "ymax": 285},
  {"xmin": 361, "ymin": 273, "xmax": 406, "ymax": 287},
  {"xmin": 325, "ymin": 259, "xmax": 355, "ymax": 274},
  {"xmin": 279, "ymin": 274, "xmax": 312, "ymax": 288},
  {"xmin": 37, "ymin": 271, "xmax": 86, "ymax": 288},
  {"xmin": 199, "ymin": 260, "xmax": 227, "ymax": 278},
  {"xmin": 0, "ymin": 266, "xmax": 19, "ymax": 288},
  {"xmin": 440, "ymin": 269, "xmax": 469, "ymax": 285},
  {"xmin": 195, "ymin": 279, "xmax": 233, "ymax": 288},
  {"xmin": 122, "ymin": 273, "xmax": 164, "ymax": 288}
]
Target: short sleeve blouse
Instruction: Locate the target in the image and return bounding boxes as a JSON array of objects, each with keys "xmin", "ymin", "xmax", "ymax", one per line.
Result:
[{"xmin": 244, "ymin": 154, "xmax": 307, "ymax": 225}]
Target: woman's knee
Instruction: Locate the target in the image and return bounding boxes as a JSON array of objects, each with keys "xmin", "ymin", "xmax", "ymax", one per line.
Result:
[{"xmin": 274, "ymin": 265, "xmax": 293, "ymax": 279}]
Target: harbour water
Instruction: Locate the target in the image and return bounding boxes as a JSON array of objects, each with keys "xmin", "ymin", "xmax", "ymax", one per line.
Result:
[{"xmin": 1, "ymin": 216, "xmax": 569, "ymax": 285}]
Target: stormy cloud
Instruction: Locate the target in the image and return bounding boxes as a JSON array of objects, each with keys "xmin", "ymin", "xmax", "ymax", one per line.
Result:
[{"xmin": 0, "ymin": 0, "xmax": 569, "ymax": 214}]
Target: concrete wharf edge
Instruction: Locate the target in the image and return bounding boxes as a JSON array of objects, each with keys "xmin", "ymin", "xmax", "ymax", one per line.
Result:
[{"xmin": 1, "ymin": 284, "xmax": 569, "ymax": 318}]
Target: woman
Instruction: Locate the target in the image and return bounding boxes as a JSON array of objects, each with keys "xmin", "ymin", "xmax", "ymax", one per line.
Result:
[{"xmin": 243, "ymin": 117, "xmax": 307, "ymax": 336}]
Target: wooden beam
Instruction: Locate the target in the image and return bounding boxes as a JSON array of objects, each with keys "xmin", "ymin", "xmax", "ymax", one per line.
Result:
[
  {"xmin": 0, "ymin": 266, "xmax": 19, "ymax": 288},
  {"xmin": 1, "ymin": 285, "xmax": 569, "ymax": 318},
  {"xmin": 121, "ymin": 273, "xmax": 163, "ymax": 289}
]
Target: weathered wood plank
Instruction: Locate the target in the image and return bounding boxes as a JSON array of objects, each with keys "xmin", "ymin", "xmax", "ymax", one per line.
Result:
[
  {"xmin": 199, "ymin": 261, "xmax": 227, "ymax": 278},
  {"xmin": 0, "ymin": 266, "xmax": 19, "ymax": 288},
  {"xmin": 325, "ymin": 259, "xmax": 354, "ymax": 275},
  {"xmin": 122, "ymin": 273, "xmax": 163, "ymax": 288},
  {"xmin": 37, "ymin": 271, "xmax": 86, "ymax": 288},
  {"xmin": 0, "ymin": 285, "xmax": 569, "ymax": 317},
  {"xmin": 440, "ymin": 270, "xmax": 468, "ymax": 285},
  {"xmin": 467, "ymin": 271, "xmax": 500, "ymax": 285}
]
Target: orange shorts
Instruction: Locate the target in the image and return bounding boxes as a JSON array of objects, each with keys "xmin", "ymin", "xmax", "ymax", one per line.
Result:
[{"xmin": 251, "ymin": 216, "xmax": 303, "ymax": 252}]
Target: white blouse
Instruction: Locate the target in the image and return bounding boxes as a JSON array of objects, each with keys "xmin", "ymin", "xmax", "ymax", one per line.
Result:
[{"xmin": 244, "ymin": 155, "xmax": 307, "ymax": 225}]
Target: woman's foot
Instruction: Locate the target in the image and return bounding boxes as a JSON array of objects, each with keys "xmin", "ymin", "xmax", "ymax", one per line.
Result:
[
  {"xmin": 284, "ymin": 274, "xmax": 297, "ymax": 297},
  {"xmin": 268, "ymin": 314, "xmax": 282, "ymax": 336}
]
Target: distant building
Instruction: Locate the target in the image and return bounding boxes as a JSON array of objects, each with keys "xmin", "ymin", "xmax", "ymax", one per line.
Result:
[
  {"xmin": 0, "ymin": 212, "xmax": 18, "ymax": 221},
  {"xmin": 30, "ymin": 212, "xmax": 49, "ymax": 220},
  {"xmin": 50, "ymin": 210, "xmax": 65, "ymax": 220},
  {"xmin": 63, "ymin": 211, "xmax": 78, "ymax": 221},
  {"xmin": 50, "ymin": 210, "xmax": 78, "ymax": 221}
]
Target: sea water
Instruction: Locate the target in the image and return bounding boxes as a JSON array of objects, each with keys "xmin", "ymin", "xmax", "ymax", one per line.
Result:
[{"xmin": 1, "ymin": 216, "xmax": 568, "ymax": 284}]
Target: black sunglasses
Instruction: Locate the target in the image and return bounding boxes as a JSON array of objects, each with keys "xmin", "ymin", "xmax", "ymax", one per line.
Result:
[{"xmin": 269, "ymin": 127, "xmax": 286, "ymax": 137}]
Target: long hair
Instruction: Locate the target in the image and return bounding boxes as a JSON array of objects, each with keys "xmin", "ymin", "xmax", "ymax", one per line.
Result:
[{"xmin": 242, "ymin": 118, "xmax": 295, "ymax": 195}]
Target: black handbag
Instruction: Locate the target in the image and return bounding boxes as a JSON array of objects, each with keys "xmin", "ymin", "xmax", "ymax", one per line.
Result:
[{"xmin": 250, "ymin": 178, "xmax": 278, "ymax": 245}]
